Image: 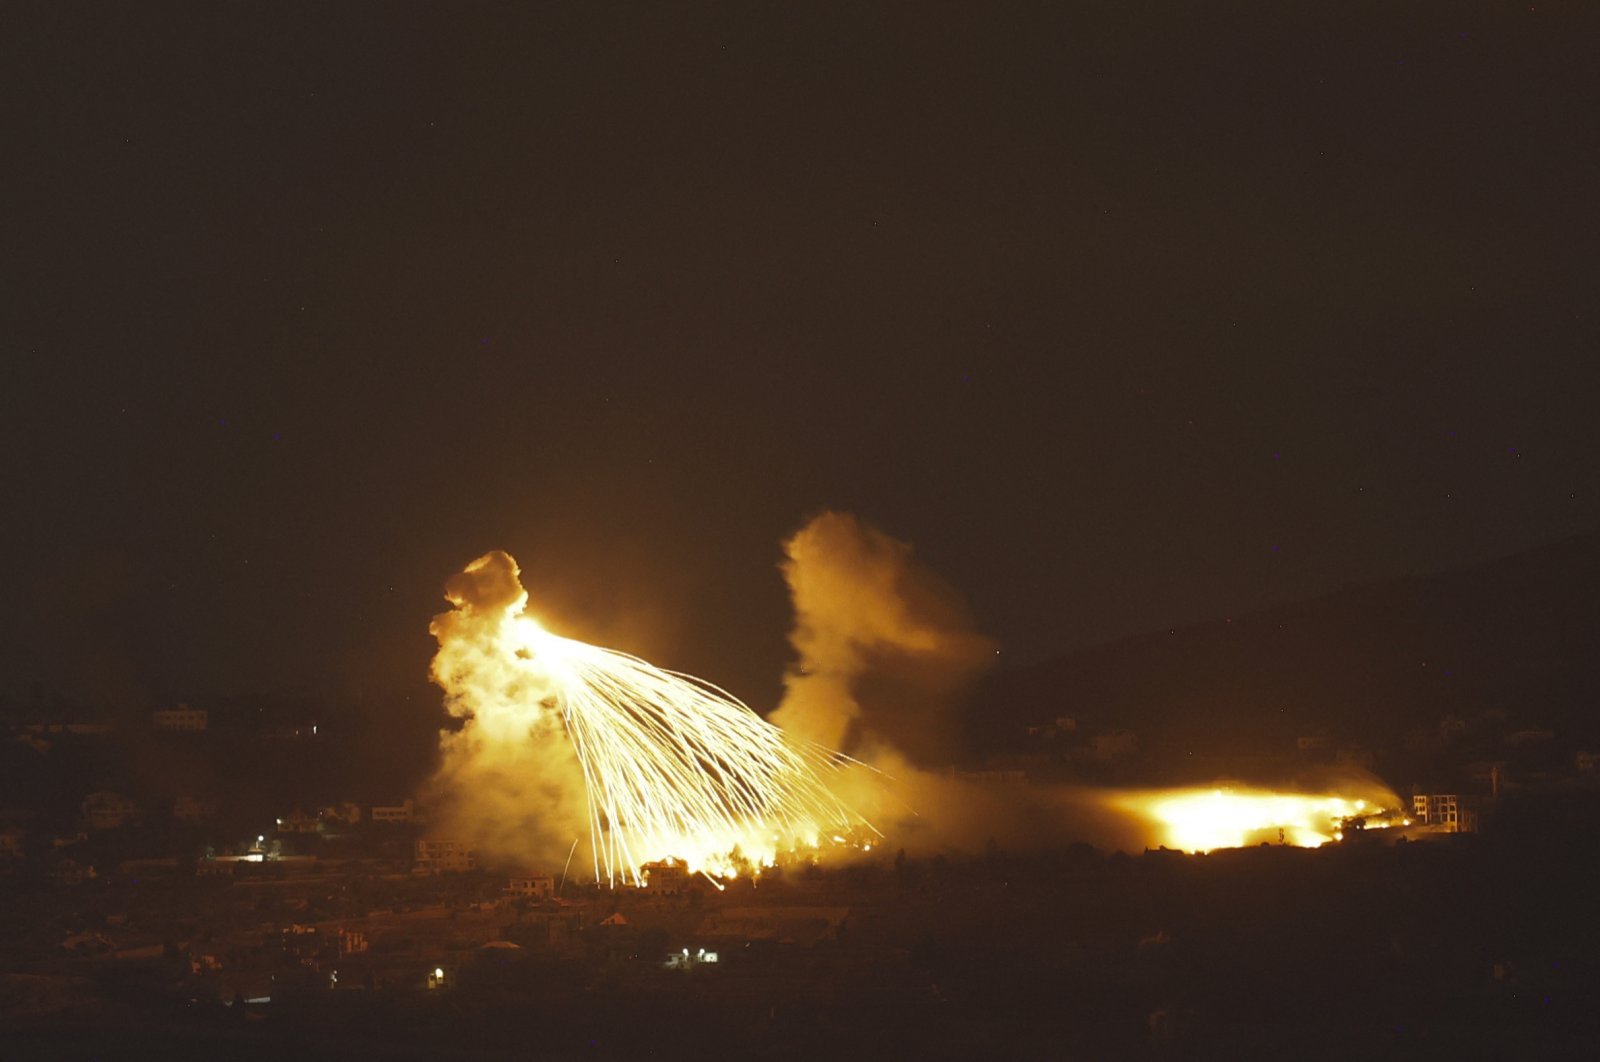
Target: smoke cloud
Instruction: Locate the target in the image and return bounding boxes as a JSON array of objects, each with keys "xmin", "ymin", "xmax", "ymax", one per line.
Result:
[
  {"xmin": 772, "ymin": 512, "xmax": 996, "ymax": 766},
  {"xmin": 424, "ymin": 551, "xmax": 590, "ymax": 872},
  {"xmin": 421, "ymin": 522, "xmax": 1402, "ymax": 874}
]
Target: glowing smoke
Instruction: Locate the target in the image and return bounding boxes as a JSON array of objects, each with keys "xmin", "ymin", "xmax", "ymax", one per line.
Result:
[
  {"xmin": 424, "ymin": 521, "xmax": 1403, "ymax": 874},
  {"xmin": 425, "ymin": 551, "xmax": 590, "ymax": 873},
  {"xmin": 769, "ymin": 512, "xmax": 1402, "ymax": 855},
  {"xmin": 770, "ymin": 512, "xmax": 1036, "ymax": 852},
  {"xmin": 773, "ymin": 512, "xmax": 996, "ymax": 765},
  {"xmin": 426, "ymin": 550, "xmax": 868, "ymax": 882}
]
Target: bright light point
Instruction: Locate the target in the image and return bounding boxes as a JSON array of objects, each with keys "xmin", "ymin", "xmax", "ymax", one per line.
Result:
[{"xmin": 1112, "ymin": 785, "xmax": 1404, "ymax": 853}]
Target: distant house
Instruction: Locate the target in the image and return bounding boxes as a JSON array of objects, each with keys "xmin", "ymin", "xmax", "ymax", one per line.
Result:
[
  {"xmin": 81, "ymin": 791, "xmax": 137, "ymax": 831},
  {"xmin": 414, "ymin": 839, "xmax": 477, "ymax": 874},
  {"xmin": 641, "ymin": 858, "xmax": 688, "ymax": 893},
  {"xmin": 0, "ymin": 826, "xmax": 24, "ymax": 862},
  {"xmin": 508, "ymin": 873, "xmax": 556, "ymax": 899},
  {"xmin": 516, "ymin": 900, "xmax": 586, "ymax": 950},
  {"xmin": 1412, "ymin": 793, "xmax": 1479, "ymax": 833},
  {"xmin": 152, "ymin": 705, "xmax": 208, "ymax": 731},
  {"xmin": 277, "ymin": 808, "xmax": 320, "ymax": 834},
  {"xmin": 320, "ymin": 802, "xmax": 362, "ymax": 825},
  {"xmin": 370, "ymin": 799, "xmax": 415, "ymax": 824}
]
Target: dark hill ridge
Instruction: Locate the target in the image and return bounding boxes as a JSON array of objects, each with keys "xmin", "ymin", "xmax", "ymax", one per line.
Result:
[{"xmin": 970, "ymin": 529, "xmax": 1600, "ymax": 781}]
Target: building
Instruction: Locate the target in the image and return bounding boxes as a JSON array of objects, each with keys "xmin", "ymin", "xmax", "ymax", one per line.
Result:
[
  {"xmin": 508, "ymin": 873, "xmax": 556, "ymax": 899},
  {"xmin": 641, "ymin": 858, "xmax": 688, "ymax": 893},
  {"xmin": 320, "ymin": 802, "xmax": 362, "ymax": 825},
  {"xmin": 370, "ymin": 799, "xmax": 415, "ymax": 824},
  {"xmin": 0, "ymin": 826, "xmax": 24, "ymax": 862},
  {"xmin": 1412, "ymin": 793, "xmax": 1479, "ymax": 833},
  {"xmin": 81, "ymin": 791, "xmax": 138, "ymax": 831},
  {"xmin": 277, "ymin": 808, "xmax": 320, "ymax": 834},
  {"xmin": 514, "ymin": 900, "xmax": 586, "ymax": 951},
  {"xmin": 414, "ymin": 839, "xmax": 477, "ymax": 874},
  {"xmin": 152, "ymin": 705, "xmax": 208, "ymax": 731}
]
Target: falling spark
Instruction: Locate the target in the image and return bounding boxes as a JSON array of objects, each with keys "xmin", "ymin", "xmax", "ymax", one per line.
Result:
[{"xmin": 432, "ymin": 552, "xmax": 873, "ymax": 886}]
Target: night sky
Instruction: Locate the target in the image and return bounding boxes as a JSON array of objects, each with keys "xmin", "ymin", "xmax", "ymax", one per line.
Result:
[{"xmin": 7, "ymin": 4, "xmax": 1597, "ymax": 721}]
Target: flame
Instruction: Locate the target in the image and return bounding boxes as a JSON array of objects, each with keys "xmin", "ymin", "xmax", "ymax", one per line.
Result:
[
  {"xmin": 429, "ymin": 551, "xmax": 873, "ymax": 886},
  {"xmin": 1109, "ymin": 785, "xmax": 1404, "ymax": 853}
]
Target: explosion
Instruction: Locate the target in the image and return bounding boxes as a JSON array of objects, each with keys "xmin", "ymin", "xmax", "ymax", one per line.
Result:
[
  {"xmin": 425, "ymin": 516, "xmax": 1408, "ymax": 883},
  {"xmin": 1109, "ymin": 784, "xmax": 1406, "ymax": 852},
  {"xmin": 428, "ymin": 551, "xmax": 870, "ymax": 886}
]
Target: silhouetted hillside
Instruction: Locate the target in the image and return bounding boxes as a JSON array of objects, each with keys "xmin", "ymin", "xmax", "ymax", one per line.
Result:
[{"xmin": 971, "ymin": 530, "xmax": 1600, "ymax": 786}]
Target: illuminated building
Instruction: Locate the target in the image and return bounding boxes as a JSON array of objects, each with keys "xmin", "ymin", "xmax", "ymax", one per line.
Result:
[
  {"xmin": 1411, "ymin": 793, "xmax": 1479, "ymax": 833},
  {"xmin": 640, "ymin": 858, "xmax": 687, "ymax": 893},
  {"xmin": 370, "ymin": 799, "xmax": 415, "ymax": 824}
]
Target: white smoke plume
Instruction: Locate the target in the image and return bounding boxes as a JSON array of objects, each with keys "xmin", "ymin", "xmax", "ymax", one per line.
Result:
[
  {"xmin": 772, "ymin": 511, "xmax": 996, "ymax": 765},
  {"xmin": 769, "ymin": 512, "xmax": 1037, "ymax": 853},
  {"xmin": 421, "ymin": 523, "xmax": 1402, "ymax": 873},
  {"xmin": 424, "ymin": 551, "xmax": 590, "ymax": 871}
]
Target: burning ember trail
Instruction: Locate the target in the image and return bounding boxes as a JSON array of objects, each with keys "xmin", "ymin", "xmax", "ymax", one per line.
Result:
[
  {"xmin": 430, "ymin": 551, "xmax": 871, "ymax": 886},
  {"xmin": 1110, "ymin": 785, "xmax": 1406, "ymax": 853}
]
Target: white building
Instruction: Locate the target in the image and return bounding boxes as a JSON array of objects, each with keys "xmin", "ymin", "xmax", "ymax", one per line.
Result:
[
  {"xmin": 641, "ymin": 858, "xmax": 688, "ymax": 893},
  {"xmin": 153, "ymin": 705, "xmax": 208, "ymax": 731}
]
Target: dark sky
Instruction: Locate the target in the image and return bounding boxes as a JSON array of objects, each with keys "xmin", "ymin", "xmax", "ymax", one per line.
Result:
[{"xmin": 6, "ymin": 3, "xmax": 1597, "ymax": 719}]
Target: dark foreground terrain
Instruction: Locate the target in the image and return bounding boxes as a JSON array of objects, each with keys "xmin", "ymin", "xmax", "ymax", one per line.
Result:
[{"xmin": 4, "ymin": 788, "xmax": 1598, "ymax": 1061}]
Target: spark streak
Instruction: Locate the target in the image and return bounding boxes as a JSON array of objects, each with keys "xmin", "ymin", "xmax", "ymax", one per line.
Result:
[{"xmin": 431, "ymin": 551, "xmax": 872, "ymax": 886}]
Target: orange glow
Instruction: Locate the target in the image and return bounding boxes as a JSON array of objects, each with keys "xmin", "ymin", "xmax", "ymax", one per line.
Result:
[
  {"xmin": 430, "ymin": 551, "xmax": 874, "ymax": 887},
  {"xmin": 1110, "ymin": 785, "xmax": 1404, "ymax": 852}
]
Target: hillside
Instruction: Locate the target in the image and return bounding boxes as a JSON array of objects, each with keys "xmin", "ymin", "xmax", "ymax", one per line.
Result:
[{"xmin": 970, "ymin": 530, "xmax": 1600, "ymax": 788}]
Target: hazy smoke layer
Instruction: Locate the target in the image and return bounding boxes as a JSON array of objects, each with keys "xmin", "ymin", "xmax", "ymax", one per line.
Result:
[
  {"xmin": 424, "ymin": 551, "xmax": 589, "ymax": 871},
  {"xmin": 772, "ymin": 512, "xmax": 996, "ymax": 765},
  {"xmin": 768, "ymin": 512, "xmax": 1041, "ymax": 852}
]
